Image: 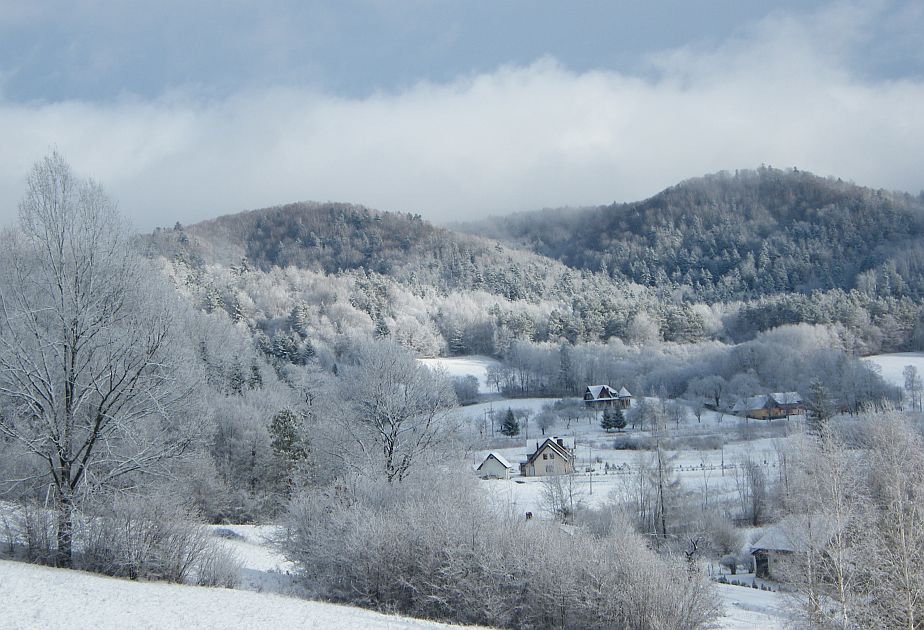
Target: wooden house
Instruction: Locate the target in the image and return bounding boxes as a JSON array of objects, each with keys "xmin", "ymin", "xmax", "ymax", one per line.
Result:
[
  {"xmin": 769, "ymin": 392, "xmax": 804, "ymax": 416},
  {"xmin": 476, "ymin": 452, "xmax": 515, "ymax": 479},
  {"xmin": 583, "ymin": 385, "xmax": 632, "ymax": 409},
  {"xmin": 520, "ymin": 437, "xmax": 575, "ymax": 477},
  {"xmin": 732, "ymin": 392, "xmax": 804, "ymax": 419}
]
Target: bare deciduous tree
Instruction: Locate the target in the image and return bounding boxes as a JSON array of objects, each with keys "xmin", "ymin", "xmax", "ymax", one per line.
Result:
[
  {"xmin": 0, "ymin": 153, "xmax": 200, "ymax": 565},
  {"xmin": 336, "ymin": 338, "xmax": 458, "ymax": 482}
]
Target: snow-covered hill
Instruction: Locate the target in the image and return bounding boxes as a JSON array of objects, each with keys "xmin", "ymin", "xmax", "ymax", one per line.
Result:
[{"xmin": 0, "ymin": 559, "xmax": 486, "ymax": 630}]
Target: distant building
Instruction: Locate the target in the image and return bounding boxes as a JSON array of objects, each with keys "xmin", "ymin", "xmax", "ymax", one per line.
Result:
[
  {"xmin": 583, "ymin": 385, "xmax": 632, "ymax": 409},
  {"xmin": 731, "ymin": 392, "xmax": 803, "ymax": 419},
  {"xmin": 750, "ymin": 514, "xmax": 829, "ymax": 579},
  {"xmin": 520, "ymin": 437, "xmax": 575, "ymax": 476},
  {"xmin": 476, "ymin": 452, "xmax": 515, "ymax": 479}
]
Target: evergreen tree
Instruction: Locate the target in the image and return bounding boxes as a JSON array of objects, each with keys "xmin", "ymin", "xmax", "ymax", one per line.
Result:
[
  {"xmin": 500, "ymin": 408, "xmax": 520, "ymax": 437},
  {"xmin": 600, "ymin": 406, "xmax": 626, "ymax": 432},
  {"xmin": 228, "ymin": 359, "xmax": 246, "ymax": 395},
  {"xmin": 248, "ymin": 360, "xmax": 264, "ymax": 390},
  {"xmin": 807, "ymin": 378, "xmax": 835, "ymax": 434},
  {"xmin": 613, "ymin": 406, "xmax": 627, "ymax": 431}
]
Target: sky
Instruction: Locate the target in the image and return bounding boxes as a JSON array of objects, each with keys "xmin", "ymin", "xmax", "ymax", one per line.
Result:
[{"xmin": 0, "ymin": 0, "xmax": 922, "ymax": 229}]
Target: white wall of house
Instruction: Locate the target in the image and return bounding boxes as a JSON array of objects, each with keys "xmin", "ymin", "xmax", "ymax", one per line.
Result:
[{"xmin": 477, "ymin": 457, "xmax": 512, "ymax": 479}]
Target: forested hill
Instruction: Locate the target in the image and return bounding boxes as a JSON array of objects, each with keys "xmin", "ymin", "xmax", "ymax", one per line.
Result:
[
  {"xmin": 148, "ymin": 201, "xmax": 651, "ymax": 305},
  {"xmin": 458, "ymin": 168, "xmax": 924, "ymax": 302},
  {"xmin": 145, "ymin": 173, "xmax": 924, "ymax": 358}
]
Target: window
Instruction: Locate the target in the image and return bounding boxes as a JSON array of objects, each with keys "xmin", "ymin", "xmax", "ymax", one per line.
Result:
[
  {"xmin": 542, "ymin": 453, "xmax": 547, "ymax": 460},
  {"xmin": 545, "ymin": 465, "xmax": 554, "ymax": 473},
  {"xmin": 548, "ymin": 452, "xmax": 554, "ymax": 459}
]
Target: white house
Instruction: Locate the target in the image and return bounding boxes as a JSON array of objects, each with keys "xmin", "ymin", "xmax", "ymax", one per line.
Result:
[
  {"xmin": 476, "ymin": 452, "xmax": 515, "ymax": 479},
  {"xmin": 520, "ymin": 437, "xmax": 575, "ymax": 477}
]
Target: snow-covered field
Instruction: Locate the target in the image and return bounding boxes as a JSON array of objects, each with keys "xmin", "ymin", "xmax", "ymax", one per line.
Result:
[
  {"xmin": 0, "ymin": 559, "xmax": 486, "ymax": 630},
  {"xmin": 418, "ymin": 356, "xmax": 501, "ymax": 393},
  {"xmin": 715, "ymin": 583, "xmax": 787, "ymax": 629},
  {"xmin": 1, "ymin": 502, "xmax": 789, "ymax": 629},
  {"xmin": 865, "ymin": 351, "xmax": 924, "ymax": 388}
]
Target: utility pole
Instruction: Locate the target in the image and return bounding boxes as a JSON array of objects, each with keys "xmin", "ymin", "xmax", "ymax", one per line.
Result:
[{"xmin": 588, "ymin": 443, "xmax": 593, "ymax": 495}]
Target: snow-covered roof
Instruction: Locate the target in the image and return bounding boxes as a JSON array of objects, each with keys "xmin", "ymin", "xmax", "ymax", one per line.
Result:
[
  {"xmin": 585, "ymin": 385, "xmax": 614, "ymax": 399},
  {"xmin": 734, "ymin": 395, "xmax": 769, "ymax": 412},
  {"xmin": 770, "ymin": 392, "xmax": 802, "ymax": 405},
  {"xmin": 751, "ymin": 515, "xmax": 833, "ymax": 554},
  {"xmin": 585, "ymin": 384, "xmax": 630, "ymax": 400},
  {"xmin": 477, "ymin": 452, "xmax": 513, "ymax": 470}
]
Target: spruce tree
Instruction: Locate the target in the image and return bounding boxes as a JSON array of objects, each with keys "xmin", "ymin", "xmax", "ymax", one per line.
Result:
[
  {"xmin": 613, "ymin": 406, "xmax": 627, "ymax": 431},
  {"xmin": 601, "ymin": 406, "xmax": 627, "ymax": 432},
  {"xmin": 500, "ymin": 408, "xmax": 520, "ymax": 437}
]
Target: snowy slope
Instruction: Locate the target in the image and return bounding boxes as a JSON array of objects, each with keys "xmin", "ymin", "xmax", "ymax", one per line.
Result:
[
  {"xmin": 0, "ymin": 559, "xmax": 487, "ymax": 630},
  {"xmin": 864, "ymin": 352, "xmax": 924, "ymax": 388},
  {"xmin": 418, "ymin": 356, "xmax": 501, "ymax": 393}
]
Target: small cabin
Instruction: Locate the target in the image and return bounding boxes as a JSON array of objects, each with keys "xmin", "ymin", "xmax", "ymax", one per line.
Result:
[
  {"xmin": 583, "ymin": 385, "xmax": 632, "ymax": 409},
  {"xmin": 750, "ymin": 515, "xmax": 825, "ymax": 579},
  {"xmin": 476, "ymin": 452, "xmax": 515, "ymax": 479},
  {"xmin": 732, "ymin": 392, "xmax": 804, "ymax": 419},
  {"xmin": 520, "ymin": 437, "xmax": 575, "ymax": 477}
]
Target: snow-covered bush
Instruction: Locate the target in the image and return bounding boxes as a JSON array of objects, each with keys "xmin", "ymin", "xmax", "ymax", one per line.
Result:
[
  {"xmin": 79, "ymin": 494, "xmax": 239, "ymax": 586},
  {"xmin": 281, "ymin": 468, "xmax": 720, "ymax": 629},
  {"xmin": 195, "ymin": 541, "xmax": 243, "ymax": 588}
]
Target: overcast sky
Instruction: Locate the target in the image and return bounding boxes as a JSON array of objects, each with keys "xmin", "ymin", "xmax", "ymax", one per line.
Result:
[{"xmin": 1, "ymin": 0, "xmax": 922, "ymax": 229}]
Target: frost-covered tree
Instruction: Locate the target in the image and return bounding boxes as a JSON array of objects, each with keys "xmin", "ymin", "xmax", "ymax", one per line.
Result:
[
  {"xmin": 600, "ymin": 406, "xmax": 625, "ymax": 433},
  {"xmin": 336, "ymin": 339, "xmax": 458, "ymax": 482},
  {"xmin": 0, "ymin": 153, "xmax": 200, "ymax": 565}
]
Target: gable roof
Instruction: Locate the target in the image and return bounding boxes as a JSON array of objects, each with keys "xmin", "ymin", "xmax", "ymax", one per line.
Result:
[
  {"xmin": 733, "ymin": 395, "xmax": 770, "ymax": 413},
  {"xmin": 524, "ymin": 437, "xmax": 575, "ymax": 467},
  {"xmin": 477, "ymin": 452, "xmax": 513, "ymax": 471},
  {"xmin": 585, "ymin": 385, "xmax": 630, "ymax": 400},
  {"xmin": 585, "ymin": 385, "xmax": 616, "ymax": 400},
  {"xmin": 770, "ymin": 392, "xmax": 803, "ymax": 405}
]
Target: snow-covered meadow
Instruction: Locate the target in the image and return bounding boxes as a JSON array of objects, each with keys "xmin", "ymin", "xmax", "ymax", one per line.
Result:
[
  {"xmin": 0, "ymin": 559, "xmax": 486, "ymax": 630},
  {"xmin": 418, "ymin": 355, "xmax": 501, "ymax": 394},
  {"xmin": 864, "ymin": 351, "xmax": 924, "ymax": 388}
]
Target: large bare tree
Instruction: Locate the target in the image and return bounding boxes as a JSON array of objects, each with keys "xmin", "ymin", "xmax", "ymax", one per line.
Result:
[
  {"xmin": 0, "ymin": 153, "xmax": 199, "ymax": 565},
  {"xmin": 334, "ymin": 339, "xmax": 458, "ymax": 482}
]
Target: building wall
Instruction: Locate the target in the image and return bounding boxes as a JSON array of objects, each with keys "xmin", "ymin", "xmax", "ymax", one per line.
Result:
[
  {"xmin": 524, "ymin": 445, "xmax": 573, "ymax": 476},
  {"xmin": 478, "ymin": 458, "xmax": 510, "ymax": 479}
]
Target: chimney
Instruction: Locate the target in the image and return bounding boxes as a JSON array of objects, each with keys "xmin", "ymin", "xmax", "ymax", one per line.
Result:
[{"xmin": 557, "ymin": 438, "xmax": 564, "ymax": 447}]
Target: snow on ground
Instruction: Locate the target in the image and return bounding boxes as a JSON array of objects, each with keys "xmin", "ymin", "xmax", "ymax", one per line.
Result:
[
  {"xmin": 464, "ymin": 395, "xmax": 792, "ymax": 516},
  {"xmin": 418, "ymin": 356, "xmax": 501, "ymax": 393},
  {"xmin": 715, "ymin": 583, "xmax": 788, "ymax": 629},
  {"xmin": 208, "ymin": 523, "xmax": 295, "ymax": 593},
  {"xmin": 0, "ymin": 559, "xmax": 488, "ymax": 630},
  {"xmin": 865, "ymin": 352, "xmax": 924, "ymax": 388}
]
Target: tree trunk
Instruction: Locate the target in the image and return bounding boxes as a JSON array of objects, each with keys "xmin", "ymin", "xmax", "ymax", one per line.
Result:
[{"xmin": 56, "ymin": 494, "xmax": 74, "ymax": 567}]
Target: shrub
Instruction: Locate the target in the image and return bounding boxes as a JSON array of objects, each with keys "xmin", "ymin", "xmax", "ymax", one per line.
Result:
[
  {"xmin": 77, "ymin": 494, "xmax": 240, "ymax": 586},
  {"xmin": 281, "ymin": 470, "xmax": 720, "ymax": 629}
]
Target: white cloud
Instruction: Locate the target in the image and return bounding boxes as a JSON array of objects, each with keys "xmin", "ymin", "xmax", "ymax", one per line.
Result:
[{"xmin": 0, "ymin": 2, "xmax": 922, "ymax": 229}]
